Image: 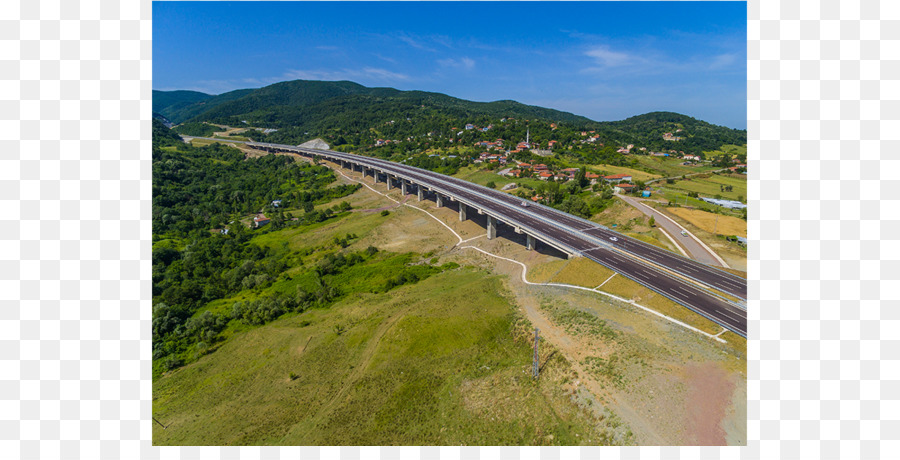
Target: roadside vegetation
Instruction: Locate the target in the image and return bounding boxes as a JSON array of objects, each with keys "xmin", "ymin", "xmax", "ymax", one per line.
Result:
[{"xmin": 172, "ymin": 121, "xmax": 222, "ymax": 137}]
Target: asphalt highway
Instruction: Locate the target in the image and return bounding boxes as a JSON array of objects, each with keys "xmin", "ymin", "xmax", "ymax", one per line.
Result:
[
  {"xmin": 299, "ymin": 145, "xmax": 747, "ymax": 301},
  {"xmin": 188, "ymin": 137, "xmax": 747, "ymax": 337}
]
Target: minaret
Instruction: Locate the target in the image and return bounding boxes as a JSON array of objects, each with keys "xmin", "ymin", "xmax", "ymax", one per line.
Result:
[{"xmin": 526, "ymin": 129, "xmax": 530, "ymax": 146}]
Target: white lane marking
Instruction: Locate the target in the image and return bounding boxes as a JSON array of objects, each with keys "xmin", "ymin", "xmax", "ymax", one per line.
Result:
[{"xmin": 715, "ymin": 308, "xmax": 745, "ymax": 323}]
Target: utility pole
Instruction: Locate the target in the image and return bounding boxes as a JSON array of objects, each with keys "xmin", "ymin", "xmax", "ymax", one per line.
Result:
[{"xmin": 532, "ymin": 328, "xmax": 540, "ymax": 379}]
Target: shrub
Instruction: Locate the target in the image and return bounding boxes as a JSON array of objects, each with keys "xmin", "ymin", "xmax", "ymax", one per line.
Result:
[{"xmin": 380, "ymin": 210, "xmax": 389, "ymax": 216}]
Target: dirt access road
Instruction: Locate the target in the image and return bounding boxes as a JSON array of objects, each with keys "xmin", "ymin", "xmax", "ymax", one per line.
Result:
[{"xmin": 616, "ymin": 195, "xmax": 727, "ymax": 268}]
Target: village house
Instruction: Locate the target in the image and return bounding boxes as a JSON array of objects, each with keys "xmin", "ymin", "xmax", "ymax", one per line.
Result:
[
  {"xmin": 585, "ymin": 172, "xmax": 600, "ymax": 184},
  {"xmin": 253, "ymin": 214, "xmax": 270, "ymax": 228},
  {"xmin": 614, "ymin": 183, "xmax": 636, "ymax": 194},
  {"xmin": 603, "ymin": 173, "xmax": 633, "ymax": 183},
  {"xmin": 465, "ymin": 123, "xmax": 475, "ymax": 130},
  {"xmin": 538, "ymin": 171, "xmax": 553, "ymax": 180}
]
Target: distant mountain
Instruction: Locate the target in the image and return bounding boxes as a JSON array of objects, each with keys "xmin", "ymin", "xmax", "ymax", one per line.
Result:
[
  {"xmin": 153, "ymin": 80, "xmax": 745, "ymax": 154},
  {"xmin": 153, "ymin": 88, "xmax": 255, "ymax": 124}
]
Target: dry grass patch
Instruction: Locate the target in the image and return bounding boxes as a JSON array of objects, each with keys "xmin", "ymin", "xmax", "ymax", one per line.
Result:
[
  {"xmin": 549, "ymin": 257, "xmax": 615, "ymax": 288},
  {"xmin": 592, "ymin": 200, "xmax": 651, "ymax": 232},
  {"xmin": 665, "ymin": 207, "xmax": 746, "ymax": 237}
]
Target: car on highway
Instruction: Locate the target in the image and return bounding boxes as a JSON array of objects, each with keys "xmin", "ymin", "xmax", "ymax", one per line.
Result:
[
  {"xmin": 681, "ymin": 230, "xmax": 688, "ymax": 237},
  {"xmin": 609, "ymin": 236, "xmax": 618, "ymax": 242},
  {"xmin": 520, "ymin": 201, "xmax": 529, "ymax": 207}
]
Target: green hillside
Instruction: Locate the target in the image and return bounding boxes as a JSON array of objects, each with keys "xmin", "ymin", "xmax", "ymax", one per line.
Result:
[
  {"xmin": 154, "ymin": 80, "xmax": 746, "ymax": 155},
  {"xmin": 154, "ymin": 88, "xmax": 256, "ymax": 124}
]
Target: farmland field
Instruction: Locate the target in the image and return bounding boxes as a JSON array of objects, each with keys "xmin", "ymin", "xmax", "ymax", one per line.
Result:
[
  {"xmin": 587, "ymin": 164, "xmax": 661, "ymax": 182},
  {"xmin": 660, "ymin": 174, "xmax": 747, "ymax": 202},
  {"xmin": 663, "ymin": 207, "xmax": 747, "ymax": 237},
  {"xmin": 631, "ymin": 156, "xmax": 721, "ymax": 177}
]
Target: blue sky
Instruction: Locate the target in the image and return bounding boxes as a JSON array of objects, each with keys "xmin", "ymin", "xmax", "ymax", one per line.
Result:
[{"xmin": 154, "ymin": 2, "xmax": 747, "ymax": 129}]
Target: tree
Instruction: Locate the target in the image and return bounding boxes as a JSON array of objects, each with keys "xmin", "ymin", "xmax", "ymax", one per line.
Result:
[
  {"xmin": 575, "ymin": 166, "xmax": 588, "ymax": 188},
  {"xmin": 486, "ymin": 181, "xmax": 496, "ymax": 189},
  {"xmin": 649, "ymin": 216, "xmax": 656, "ymax": 227}
]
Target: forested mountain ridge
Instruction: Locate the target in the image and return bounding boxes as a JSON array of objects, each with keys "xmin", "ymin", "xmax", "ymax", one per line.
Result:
[
  {"xmin": 153, "ymin": 88, "xmax": 256, "ymax": 124},
  {"xmin": 154, "ymin": 80, "xmax": 745, "ymax": 154}
]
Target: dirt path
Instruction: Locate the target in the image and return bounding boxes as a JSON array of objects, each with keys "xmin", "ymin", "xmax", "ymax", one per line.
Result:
[
  {"xmin": 684, "ymin": 362, "xmax": 735, "ymax": 445},
  {"xmin": 312, "ymin": 310, "xmax": 406, "ymax": 421},
  {"xmin": 354, "ymin": 195, "xmax": 410, "ymax": 213},
  {"xmin": 514, "ymin": 286, "xmax": 669, "ymax": 445}
]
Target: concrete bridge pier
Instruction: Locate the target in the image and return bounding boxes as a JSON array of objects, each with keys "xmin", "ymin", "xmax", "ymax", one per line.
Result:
[
  {"xmin": 417, "ymin": 186, "xmax": 424, "ymax": 202},
  {"xmin": 487, "ymin": 216, "xmax": 497, "ymax": 239},
  {"xmin": 436, "ymin": 194, "xmax": 443, "ymax": 207},
  {"xmin": 526, "ymin": 234, "xmax": 536, "ymax": 250},
  {"xmin": 374, "ymin": 170, "xmax": 380, "ymax": 183},
  {"xmin": 386, "ymin": 176, "xmax": 393, "ymax": 190},
  {"xmin": 459, "ymin": 203, "xmax": 467, "ymax": 221},
  {"xmin": 401, "ymin": 180, "xmax": 407, "ymax": 195}
]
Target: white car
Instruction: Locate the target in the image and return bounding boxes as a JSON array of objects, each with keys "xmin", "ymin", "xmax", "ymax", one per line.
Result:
[
  {"xmin": 609, "ymin": 236, "xmax": 618, "ymax": 242},
  {"xmin": 521, "ymin": 201, "xmax": 529, "ymax": 207},
  {"xmin": 681, "ymin": 230, "xmax": 688, "ymax": 237}
]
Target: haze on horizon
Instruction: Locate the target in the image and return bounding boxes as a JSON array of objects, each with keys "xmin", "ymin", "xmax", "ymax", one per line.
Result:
[{"xmin": 153, "ymin": 2, "xmax": 747, "ymax": 129}]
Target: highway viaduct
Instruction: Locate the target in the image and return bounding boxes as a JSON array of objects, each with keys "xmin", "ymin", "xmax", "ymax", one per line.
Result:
[{"xmin": 188, "ymin": 138, "xmax": 747, "ymax": 338}]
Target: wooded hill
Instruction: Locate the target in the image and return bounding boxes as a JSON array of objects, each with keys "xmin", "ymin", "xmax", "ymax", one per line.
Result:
[{"xmin": 154, "ymin": 80, "xmax": 745, "ymax": 154}]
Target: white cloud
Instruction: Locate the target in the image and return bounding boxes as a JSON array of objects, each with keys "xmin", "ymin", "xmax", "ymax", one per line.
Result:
[
  {"xmin": 708, "ymin": 53, "xmax": 737, "ymax": 70},
  {"xmin": 282, "ymin": 67, "xmax": 409, "ymax": 82},
  {"xmin": 397, "ymin": 33, "xmax": 436, "ymax": 52},
  {"xmin": 437, "ymin": 57, "xmax": 475, "ymax": 70},
  {"xmin": 585, "ymin": 46, "xmax": 633, "ymax": 67}
]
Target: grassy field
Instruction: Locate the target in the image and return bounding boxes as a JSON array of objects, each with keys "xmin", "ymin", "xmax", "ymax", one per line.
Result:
[
  {"xmin": 153, "ymin": 268, "xmax": 627, "ymax": 445},
  {"xmin": 214, "ymin": 134, "xmax": 252, "ymax": 141},
  {"xmin": 453, "ymin": 166, "xmax": 545, "ymax": 191},
  {"xmin": 588, "ymin": 164, "xmax": 661, "ymax": 182},
  {"xmin": 703, "ymin": 144, "xmax": 747, "ymax": 159},
  {"xmin": 665, "ymin": 207, "xmax": 747, "ymax": 237},
  {"xmin": 661, "ymin": 174, "xmax": 747, "ymax": 202},
  {"xmin": 546, "ymin": 257, "xmax": 615, "ymax": 288},
  {"xmin": 652, "ymin": 188, "xmax": 743, "ymax": 215},
  {"xmin": 632, "ymin": 156, "xmax": 720, "ymax": 178}
]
